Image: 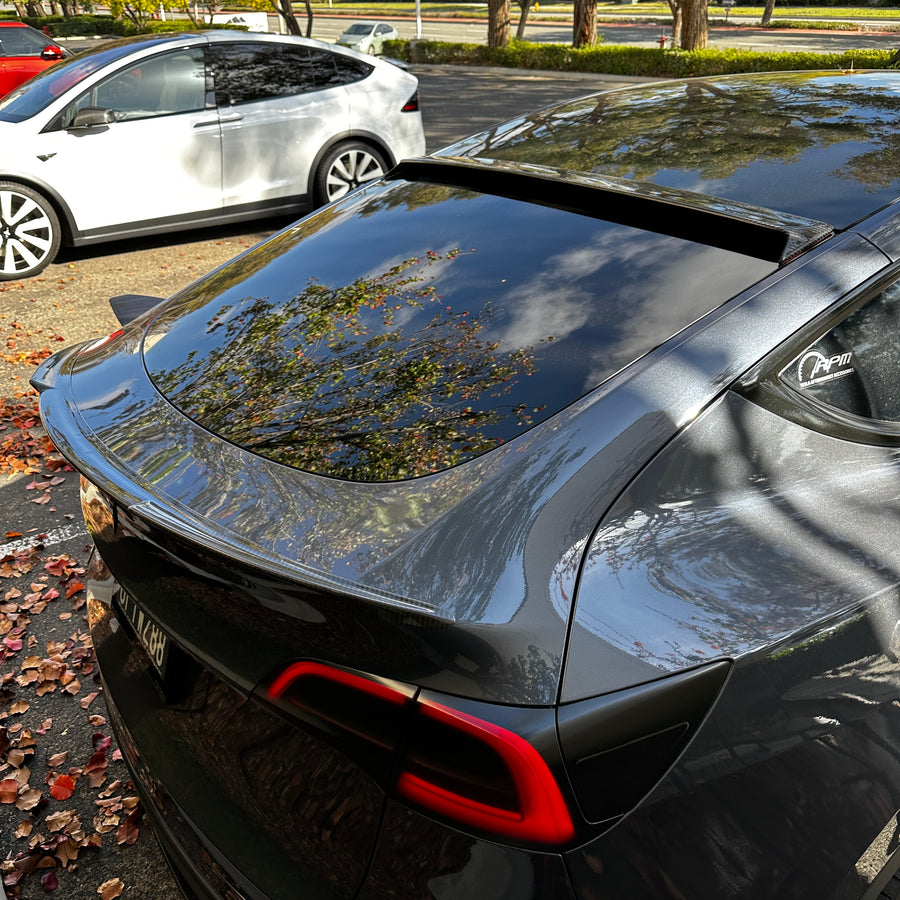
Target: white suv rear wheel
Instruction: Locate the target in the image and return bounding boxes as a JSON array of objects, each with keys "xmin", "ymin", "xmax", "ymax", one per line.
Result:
[
  {"xmin": 316, "ymin": 143, "xmax": 387, "ymax": 205},
  {"xmin": 0, "ymin": 182, "xmax": 61, "ymax": 281}
]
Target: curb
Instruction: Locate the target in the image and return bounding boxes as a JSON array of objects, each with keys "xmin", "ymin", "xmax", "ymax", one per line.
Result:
[{"xmin": 410, "ymin": 61, "xmax": 654, "ymax": 82}]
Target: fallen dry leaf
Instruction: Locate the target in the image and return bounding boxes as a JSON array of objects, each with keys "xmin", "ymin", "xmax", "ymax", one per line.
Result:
[
  {"xmin": 15, "ymin": 787, "xmax": 43, "ymax": 811},
  {"xmin": 97, "ymin": 877, "xmax": 124, "ymax": 899},
  {"xmin": 0, "ymin": 778, "xmax": 19, "ymax": 803},
  {"xmin": 48, "ymin": 774, "xmax": 74, "ymax": 801}
]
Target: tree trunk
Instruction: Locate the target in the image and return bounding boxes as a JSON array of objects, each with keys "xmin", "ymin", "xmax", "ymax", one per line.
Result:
[
  {"xmin": 515, "ymin": 0, "xmax": 533, "ymax": 40},
  {"xmin": 680, "ymin": 0, "xmax": 707, "ymax": 49},
  {"xmin": 12, "ymin": 1, "xmax": 27, "ymax": 15},
  {"xmin": 487, "ymin": 0, "xmax": 510, "ymax": 47},
  {"xmin": 276, "ymin": 0, "xmax": 301, "ymax": 35},
  {"xmin": 666, "ymin": 0, "xmax": 682, "ymax": 44},
  {"xmin": 572, "ymin": 0, "xmax": 597, "ymax": 48},
  {"xmin": 303, "ymin": 0, "xmax": 313, "ymax": 38},
  {"xmin": 183, "ymin": 3, "xmax": 201, "ymax": 26},
  {"xmin": 760, "ymin": 0, "xmax": 776, "ymax": 26}
]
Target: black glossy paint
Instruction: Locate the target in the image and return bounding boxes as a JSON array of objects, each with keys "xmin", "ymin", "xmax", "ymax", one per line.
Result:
[
  {"xmin": 565, "ymin": 611, "xmax": 900, "ymax": 898},
  {"xmin": 564, "ymin": 390, "xmax": 900, "ymax": 895},
  {"xmin": 89, "ymin": 583, "xmax": 385, "ymax": 900}
]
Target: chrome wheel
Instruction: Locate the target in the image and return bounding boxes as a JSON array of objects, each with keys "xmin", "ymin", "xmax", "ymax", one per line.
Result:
[
  {"xmin": 0, "ymin": 183, "xmax": 60, "ymax": 280},
  {"xmin": 319, "ymin": 144, "xmax": 387, "ymax": 204}
]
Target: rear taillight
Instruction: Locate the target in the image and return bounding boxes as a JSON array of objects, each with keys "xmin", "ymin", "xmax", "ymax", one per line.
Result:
[
  {"xmin": 401, "ymin": 90, "xmax": 419, "ymax": 113},
  {"xmin": 264, "ymin": 660, "xmax": 730, "ymax": 847},
  {"xmin": 264, "ymin": 662, "xmax": 575, "ymax": 848},
  {"xmin": 398, "ymin": 699, "xmax": 575, "ymax": 845},
  {"xmin": 268, "ymin": 661, "xmax": 413, "ymax": 784}
]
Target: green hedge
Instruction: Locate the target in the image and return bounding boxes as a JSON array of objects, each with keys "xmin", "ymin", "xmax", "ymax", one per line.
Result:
[
  {"xmin": 21, "ymin": 14, "xmax": 130, "ymax": 36},
  {"xmin": 23, "ymin": 15, "xmax": 134, "ymax": 38},
  {"xmin": 138, "ymin": 19, "xmax": 247, "ymax": 32},
  {"xmin": 388, "ymin": 39, "xmax": 898, "ymax": 76}
]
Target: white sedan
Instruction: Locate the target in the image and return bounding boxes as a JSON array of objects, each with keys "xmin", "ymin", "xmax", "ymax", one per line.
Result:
[
  {"xmin": 0, "ymin": 30, "xmax": 424, "ymax": 280},
  {"xmin": 336, "ymin": 22, "xmax": 401, "ymax": 56}
]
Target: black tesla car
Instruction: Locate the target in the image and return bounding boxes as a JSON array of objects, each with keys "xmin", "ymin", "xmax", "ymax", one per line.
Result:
[{"xmin": 32, "ymin": 70, "xmax": 900, "ymax": 899}]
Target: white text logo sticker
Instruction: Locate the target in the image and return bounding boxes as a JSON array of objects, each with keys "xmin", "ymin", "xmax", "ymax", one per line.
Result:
[{"xmin": 797, "ymin": 349, "xmax": 855, "ymax": 388}]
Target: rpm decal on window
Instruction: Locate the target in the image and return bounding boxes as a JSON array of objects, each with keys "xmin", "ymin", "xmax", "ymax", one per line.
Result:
[{"xmin": 796, "ymin": 349, "xmax": 855, "ymax": 388}]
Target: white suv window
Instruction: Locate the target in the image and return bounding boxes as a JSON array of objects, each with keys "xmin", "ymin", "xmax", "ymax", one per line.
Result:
[
  {"xmin": 68, "ymin": 48, "xmax": 206, "ymax": 122},
  {"xmin": 211, "ymin": 43, "xmax": 371, "ymax": 105}
]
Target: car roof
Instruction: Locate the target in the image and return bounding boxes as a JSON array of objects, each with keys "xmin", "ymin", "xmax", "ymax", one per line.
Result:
[{"xmin": 438, "ymin": 70, "xmax": 900, "ymax": 232}]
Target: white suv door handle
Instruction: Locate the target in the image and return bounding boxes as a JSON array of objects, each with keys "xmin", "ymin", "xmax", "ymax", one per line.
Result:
[{"xmin": 194, "ymin": 113, "xmax": 243, "ymax": 127}]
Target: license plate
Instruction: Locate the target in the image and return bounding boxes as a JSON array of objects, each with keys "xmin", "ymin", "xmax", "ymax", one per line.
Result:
[{"xmin": 117, "ymin": 592, "xmax": 170, "ymax": 679}]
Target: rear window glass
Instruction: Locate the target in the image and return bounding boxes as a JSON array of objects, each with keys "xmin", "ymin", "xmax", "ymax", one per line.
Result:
[
  {"xmin": 211, "ymin": 43, "xmax": 369, "ymax": 103},
  {"xmin": 144, "ymin": 180, "xmax": 774, "ymax": 482}
]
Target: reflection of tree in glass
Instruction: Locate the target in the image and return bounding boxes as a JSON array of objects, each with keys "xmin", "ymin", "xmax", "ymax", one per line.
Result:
[
  {"xmin": 157, "ymin": 251, "xmax": 538, "ymax": 482},
  {"xmin": 836, "ymin": 131, "xmax": 900, "ymax": 190},
  {"xmin": 353, "ymin": 182, "xmax": 475, "ymax": 219},
  {"xmin": 464, "ymin": 79, "xmax": 887, "ymax": 186}
]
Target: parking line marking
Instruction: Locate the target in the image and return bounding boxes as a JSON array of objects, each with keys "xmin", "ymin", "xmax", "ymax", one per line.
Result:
[{"xmin": 1, "ymin": 523, "xmax": 90, "ymax": 557}]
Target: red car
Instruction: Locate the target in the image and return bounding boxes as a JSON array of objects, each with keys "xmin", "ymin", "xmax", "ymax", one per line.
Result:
[{"xmin": 0, "ymin": 21, "xmax": 67, "ymax": 98}]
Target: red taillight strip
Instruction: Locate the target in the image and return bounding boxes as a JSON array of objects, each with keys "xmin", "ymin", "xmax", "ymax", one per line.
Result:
[
  {"xmin": 268, "ymin": 660, "xmax": 408, "ymax": 706},
  {"xmin": 266, "ymin": 663, "xmax": 575, "ymax": 847},
  {"xmin": 397, "ymin": 772, "xmax": 524, "ymax": 824},
  {"xmin": 397, "ymin": 699, "xmax": 576, "ymax": 845}
]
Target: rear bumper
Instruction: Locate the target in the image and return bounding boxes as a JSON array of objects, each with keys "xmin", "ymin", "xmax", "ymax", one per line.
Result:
[
  {"xmin": 87, "ymin": 569, "xmax": 386, "ymax": 900},
  {"xmin": 87, "ymin": 554, "xmax": 576, "ymax": 900},
  {"xmin": 103, "ymin": 689, "xmax": 242, "ymax": 900}
]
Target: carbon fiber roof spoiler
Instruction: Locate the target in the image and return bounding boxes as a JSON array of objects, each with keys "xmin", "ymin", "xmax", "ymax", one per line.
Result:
[{"xmin": 390, "ymin": 157, "xmax": 834, "ymax": 265}]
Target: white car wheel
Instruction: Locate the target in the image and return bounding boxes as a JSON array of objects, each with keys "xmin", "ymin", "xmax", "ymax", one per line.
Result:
[
  {"xmin": 316, "ymin": 143, "xmax": 387, "ymax": 205},
  {"xmin": 0, "ymin": 182, "xmax": 61, "ymax": 281}
]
